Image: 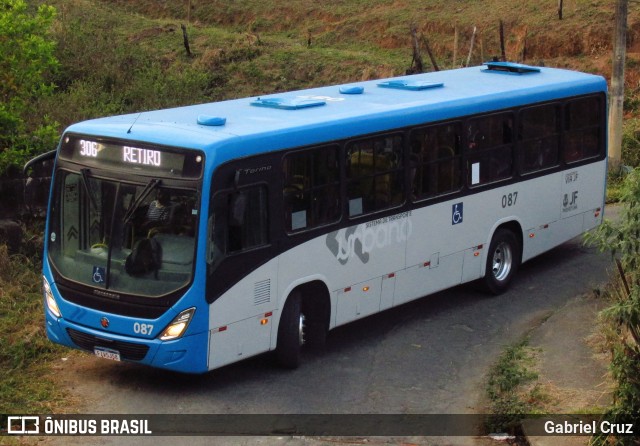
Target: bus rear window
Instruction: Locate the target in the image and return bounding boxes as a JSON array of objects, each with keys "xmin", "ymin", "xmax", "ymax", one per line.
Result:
[
  {"xmin": 564, "ymin": 96, "xmax": 602, "ymax": 163},
  {"xmin": 520, "ymin": 104, "xmax": 560, "ymax": 173}
]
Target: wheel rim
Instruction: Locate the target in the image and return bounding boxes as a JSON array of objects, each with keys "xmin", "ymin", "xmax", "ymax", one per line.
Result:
[
  {"xmin": 492, "ymin": 241, "xmax": 513, "ymax": 282},
  {"xmin": 298, "ymin": 313, "xmax": 306, "ymax": 346}
]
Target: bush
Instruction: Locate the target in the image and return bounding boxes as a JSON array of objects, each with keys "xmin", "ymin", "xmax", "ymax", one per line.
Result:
[
  {"xmin": 622, "ymin": 119, "xmax": 640, "ymax": 168},
  {"xmin": 0, "ymin": 0, "xmax": 59, "ymax": 176},
  {"xmin": 38, "ymin": 4, "xmax": 223, "ymax": 128},
  {"xmin": 0, "ymin": 240, "xmax": 67, "ymax": 414},
  {"xmin": 585, "ymin": 169, "xmax": 640, "ymax": 445}
]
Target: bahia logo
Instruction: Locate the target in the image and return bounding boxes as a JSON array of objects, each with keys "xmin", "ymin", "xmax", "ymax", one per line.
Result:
[{"xmin": 325, "ymin": 212, "xmax": 412, "ymax": 265}]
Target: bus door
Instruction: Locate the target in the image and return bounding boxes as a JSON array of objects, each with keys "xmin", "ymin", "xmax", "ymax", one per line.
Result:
[{"xmin": 206, "ymin": 158, "xmax": 278, "ymax": 368}]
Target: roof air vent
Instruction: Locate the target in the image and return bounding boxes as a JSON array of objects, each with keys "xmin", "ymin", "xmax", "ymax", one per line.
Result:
[
  {"xmin": 482, "ymin": 61, "xmax": 541, "ymax": 75},
  {"xmin": 197, "ymin": 115, "xmax": 226, "ymax": 126},
  {"xmin": 250, "ymin": 97, "xmax": 326, "ymax": 110},
  {"xmin": 377, "ymin": 80, "xmax": 444, "ymax": 91},
  {"xmin": 340, "ymin": 85, "xmax": 365, "ymax": 95}
]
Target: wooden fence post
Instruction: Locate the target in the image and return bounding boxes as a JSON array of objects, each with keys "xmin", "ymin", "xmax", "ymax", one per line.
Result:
[
  {"xmin": 181, "ymin": 24, "xmax": 192, "ymax": 57},
  {"xmin": 465, "ymin": 26, "xmax": 477, "ymax": 67},
  {"xmin": 421, "ymin": 35, "xmax": 440, "ymax": 71},
  {"xmin": 558, "ymin": 0, "xmax": 563, "ymax": 20},
  {"xmin": 453, "ymin": 25, "xmax": 458, "ymax": 68},
  {"xmin": 410, "ymin": 25, "xmax": 424, "ymax": 74},
  {"xmin": 499, "ymin": 20, "xmax": 506, "ymax": 61}
]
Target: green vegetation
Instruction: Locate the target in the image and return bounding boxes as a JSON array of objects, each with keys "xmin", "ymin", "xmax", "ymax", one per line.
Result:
[
  {"xmin": 0, "ymin": 0, "xmax": 59, "ymax": 175},
  {"xmin": 622, "ymin": 119, "xmax": 640, "ymax": 168},
  {"xmin": 0, "ymin": 236, "xmax": 68, "ymax": 414},
  {"xmin": 484, "ymin": 338, "xmax": 547, "ymax": 434},
  {"xmin": 586, "ymin": 169, "xmax": 640, "ymax": 445},
  {"xmin": 0, "ymin": 0, "xmax": 633, "ymax": 176}
]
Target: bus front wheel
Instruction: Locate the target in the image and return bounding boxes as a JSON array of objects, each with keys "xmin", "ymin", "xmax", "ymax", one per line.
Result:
[
  {"xmin": 483, "ymin": 228, "xmax": 520, "ymax": 295},
  {"xmin": 276, "ymin": 292, "xmax": 305, "ymax": 369}
]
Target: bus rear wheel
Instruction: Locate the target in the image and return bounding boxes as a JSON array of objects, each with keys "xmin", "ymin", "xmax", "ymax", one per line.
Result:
[
  {"xmin": 483, "ymin": 228, "xmax": 520, "ymax": 295},
  {"xmin": 276, "ymin": 292, "xmax": 305, "ymax": 369}
]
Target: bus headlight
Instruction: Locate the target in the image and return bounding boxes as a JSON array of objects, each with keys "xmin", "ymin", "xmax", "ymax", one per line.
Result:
[
  {"xmin": 159, "ymin": 308, "xmax": 195, "ymax": 341},
  {"xmin": 43, "ymin": 276, "xmax": 61, "ymax": 318}
]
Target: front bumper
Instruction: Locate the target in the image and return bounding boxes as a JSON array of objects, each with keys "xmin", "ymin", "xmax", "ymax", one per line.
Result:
[{"xmin": 45, "ymin": 312, "xmax": 209, "ymax": 374}]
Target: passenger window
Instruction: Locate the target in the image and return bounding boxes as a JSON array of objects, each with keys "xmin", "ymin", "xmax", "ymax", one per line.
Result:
[
  {"xmin": 346, "ymin": 134, "xmax": 404, "ymax": 216},
  {"xmin": 564, "ymin": 96, "xmax": 602, "ymax": 163},
  {"xmin": 520, "ymin": 104, "xmax": 560, "ymax": 173},
  {"xmin": 210, "ymin": 186, "xmax": 269, "ymax": 261},
  {"xmin": 466, "ymin": 112, "xmax": 514, "ymax": 186},
  {"xmin": 410, "ymin": 122, "xmax": 462, "ymax": 199},
  {"xmin": 283, "ymin": 145, "xmax": 340, "ymax": 232}
]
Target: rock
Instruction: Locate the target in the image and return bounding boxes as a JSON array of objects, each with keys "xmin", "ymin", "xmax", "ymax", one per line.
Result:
[{"xmin": 0, "ymin": 220, "xmax": 23, "ymax": 253}]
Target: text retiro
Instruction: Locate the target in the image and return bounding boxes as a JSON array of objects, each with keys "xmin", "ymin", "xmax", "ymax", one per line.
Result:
[{"xmin": 123, "ymin": 146, "xmax": 161, "ymax": 167}]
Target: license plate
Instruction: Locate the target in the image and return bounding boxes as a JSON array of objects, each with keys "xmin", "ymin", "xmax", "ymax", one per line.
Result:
[{"xmin": 94, "ymin": 347, "xmax": 121, "ymax": 362}]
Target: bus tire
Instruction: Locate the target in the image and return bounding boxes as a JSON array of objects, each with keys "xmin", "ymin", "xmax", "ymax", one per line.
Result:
[
  {"xmin": 276, "ymin": 292, "xmax": 305, "ymax": 369},
  {"xmin": 483, "ymin": 228, "xmax": 520, "ymax": 295}
]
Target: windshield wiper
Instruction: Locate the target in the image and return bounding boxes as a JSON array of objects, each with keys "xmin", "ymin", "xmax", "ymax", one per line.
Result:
[
  {"xmin": 80, "ymin": 168, "xmax": 99, "ymax": 211},
  {"xmin": 123, "ymin": 178, "xmax": 161, "ymax": 224}
]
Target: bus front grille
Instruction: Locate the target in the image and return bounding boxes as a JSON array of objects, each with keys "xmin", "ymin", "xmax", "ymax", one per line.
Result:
[{"xmin": 66, "ymin": 328, "xmax": 149, "ymax": 361}]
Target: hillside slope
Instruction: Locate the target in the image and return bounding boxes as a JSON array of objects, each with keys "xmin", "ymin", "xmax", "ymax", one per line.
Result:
[
  {"xmin": 97, "ymin": 0, "xmax": 639, "ymax": 74},
  {"xmin": 35, "ymin": 0, "xmax": 640, "ymax": 139}
]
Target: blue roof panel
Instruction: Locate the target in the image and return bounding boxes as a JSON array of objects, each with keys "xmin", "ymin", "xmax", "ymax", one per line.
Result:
[{"xmin": 65, "ymin": 65, "xmax": 607, "ymax": 165}]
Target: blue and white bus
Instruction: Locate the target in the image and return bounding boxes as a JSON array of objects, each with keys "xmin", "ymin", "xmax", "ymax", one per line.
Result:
[{"xmin": 42, "ymin": 62, "xmax": 607, "ymax": 373}]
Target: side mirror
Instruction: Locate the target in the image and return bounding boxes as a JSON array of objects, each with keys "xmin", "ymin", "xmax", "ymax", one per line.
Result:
[{"xmin": 23, "ymin": 149, "xmax": 56, "ymax": 215}]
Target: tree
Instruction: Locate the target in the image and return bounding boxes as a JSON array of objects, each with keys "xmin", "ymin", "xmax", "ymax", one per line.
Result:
[
  {"xmin": 0, "ymin": 0, "xmax": 59, "ymax": 175},
  {"xmin": 586, "ymin": 169, "xmax": 640, "ymax": 445},
  {"xmin": 608, "ymin": 0, "xmax": 628, "ymax": 172}
]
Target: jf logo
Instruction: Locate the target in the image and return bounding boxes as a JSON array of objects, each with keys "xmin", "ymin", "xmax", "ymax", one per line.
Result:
[{"xmin": 563, "ymin": 191, "xmax": 578, "ymax": 212}]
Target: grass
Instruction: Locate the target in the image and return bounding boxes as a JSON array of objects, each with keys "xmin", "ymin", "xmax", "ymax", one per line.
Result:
[
  {"xmin": 484, "ymin": 338, "xmax": 548, "ymax": 434},
  {"xmin": 607, "ymin": 175, "xmax": 625, "ymax": 204},
  {"xmin": 89, "ymin": 0, "xmax": 630, "ymax": 68},
  {"xmin": 31, "ymin": 0, "xmax": 640, "ymax": 142},
  {"xmin": 0, "ymin": 237, "xmax": 68, "ymax": 415}
]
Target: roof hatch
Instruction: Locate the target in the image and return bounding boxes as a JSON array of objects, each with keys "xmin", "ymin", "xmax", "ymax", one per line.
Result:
[
  {"xmin": 250, "ymin": 97, "xmax": 326, "ymax": 110},
  {"xmin": 339, "ymin": 85, "xmax": 365, "ymax": 95},
  {"xmin": 378, "ymin": 80, "xmax": 444, "ymax": 91},
  {"xmin": 197, "ymin": 115, "xmax": 226, "ymax": 126},
  {"xmin": 482, "ymin": 61, "xmax": 541, "ymax": 75}
]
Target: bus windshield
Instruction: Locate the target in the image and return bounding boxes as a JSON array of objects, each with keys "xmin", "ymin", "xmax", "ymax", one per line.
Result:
[{"xmin": 48, "ymin": 170, "xmax": 199, "ymax": 298}]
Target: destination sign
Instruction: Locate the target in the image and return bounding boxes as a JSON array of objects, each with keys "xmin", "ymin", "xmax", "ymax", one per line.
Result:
[{"xmin": 60, "ymin": 136, "xmax": 203, "ymax": 179}]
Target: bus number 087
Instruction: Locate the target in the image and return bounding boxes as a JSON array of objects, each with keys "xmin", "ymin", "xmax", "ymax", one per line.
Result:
[
  {"xmin": 502, "ymin": 192, "xmax": 518, "ymax": 208},
  {"xmin": 133, "ymin": 322, "xmax": 154, "ymax": 335}
]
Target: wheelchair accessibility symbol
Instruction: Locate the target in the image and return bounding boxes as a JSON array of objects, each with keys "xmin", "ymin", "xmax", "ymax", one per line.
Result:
[
  {"xmin": 452, "ymin": 203, "xmax": 463, "ymax": 225},
  {"xmin": 92, "ymin": 266, "xmax": 106, "ymax": 284}
]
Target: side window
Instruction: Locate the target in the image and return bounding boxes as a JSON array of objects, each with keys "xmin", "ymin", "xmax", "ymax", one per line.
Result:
[
  {"xmin": 209, "ymin": 185, "xmax": 269, "ymax": 263},
  {"xmin": 410, "ymin": 122, "xmax": 462, "ymax": 199},
  {"xmin": 346, "ymin": 134, "xmax": 404, "ymax": 217},
  {"xmin": 466, "ymin": 112, "xmax": 514, "ymax": 186},
  {"xmin": 564, "ymin": 96, "xmax": 602, "ymax": 163},
  {"xmin": 283, "ymin": 145, "xmax": 340, "ymax": 232},
  {"xmin": 520, "ymin": 104, "xmax": 560, "ymax": 173}
]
